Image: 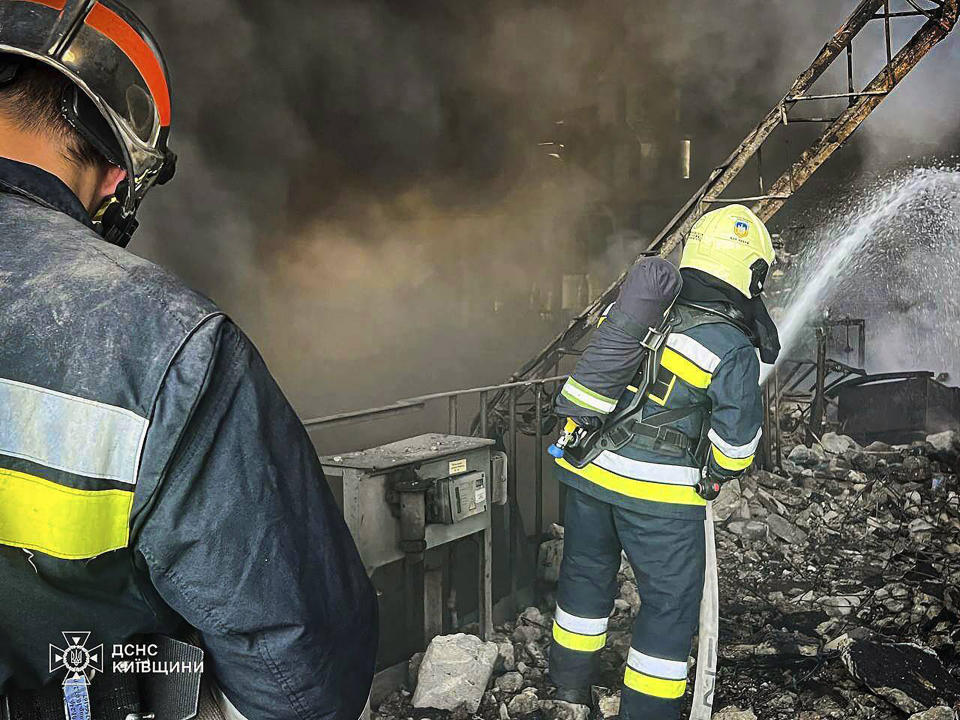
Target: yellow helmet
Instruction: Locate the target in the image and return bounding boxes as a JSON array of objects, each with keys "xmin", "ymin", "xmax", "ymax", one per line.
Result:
[{"xmin": 679, "ymin": 204, "xmax": 776, "ymax": 298}]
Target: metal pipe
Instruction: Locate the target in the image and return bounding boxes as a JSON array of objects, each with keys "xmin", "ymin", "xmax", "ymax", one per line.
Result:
[
  {"xmin": 507, "ymin": 388, "xmax": 518, "ymax": 613},
  {"xmin": 448, "ymin": 395, "xmax": 459, "ymax": 435},
  {"xmin": 762, "ymin": 380, "xmax": 773, "ymax": 470},
  {"xmin": 534, "ymin": 384, "xmax": 544, "ymax": 543},
  {"xmin": 701, "ymin": 195, "xmax": 791, "ymax": 203},
  {"xmin": 757, "ymin": 145, "xmax": 764, "ymax": 195},
  {"xmin": 859, "ymin": 321, "xmax": 867, "ymax": 367},
  {"xmin": 785, "ymin": 90, "xmax": 888, "ymax": 100},
  {"xmin": 809, "ymin": 327, "xmax": 828, "ymax": 442},
  {"xmin": 304, "ymin": 374, "xmax": 566, "ymax": 429},
  {"xmin": 479, "ymin": 391, "xmax": 489, "ymax": 438},
  {"xmin": 884, "ymin": 0, "xmax": 894, "ymax": 87},
  {"xmin": 773, "ymin": 367, "xmax": 783, "ymax": 470}
]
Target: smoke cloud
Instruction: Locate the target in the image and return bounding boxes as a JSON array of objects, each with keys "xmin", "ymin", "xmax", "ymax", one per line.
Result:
[{"xmin": 121, "ymin": 0, "xmax": 960, "ymax": 426}]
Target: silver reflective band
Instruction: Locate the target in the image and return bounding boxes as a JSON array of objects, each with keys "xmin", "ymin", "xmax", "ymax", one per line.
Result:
[
  {"xmin": 708, "ymin": 427, "xmax": 762, "ymax": 459},
  {"xmin": 0, "ymin": 377, "xmax": 148, "ymax": 484},
  {"xmin": 593, "ymin": 451, "xmax": 701, "ymax": 486},
  {"xmin": 666, "ymin": 334, "xmax": 721, "ymax": 373},
  {"xmin": 560, "ymin": 379, "xmax": 617, "ymax": 414},
  {"xmin": 555, "ymin": 605, "xmax": 609, "ymax": 635},
  {"xmin": 627, "ymin": 648, "xmax": 688, "ymax": 680}
]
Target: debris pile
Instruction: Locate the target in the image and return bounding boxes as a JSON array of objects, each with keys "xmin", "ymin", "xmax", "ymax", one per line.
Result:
[{"xmin": 375, "ymin": 431, "xmax": 960, "ymax": 720}]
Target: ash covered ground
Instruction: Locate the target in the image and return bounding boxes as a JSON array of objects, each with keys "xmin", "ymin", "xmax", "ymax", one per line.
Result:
[{"xmin": 375, "ymin": 427, "xmax": 960, "ymax": 720}]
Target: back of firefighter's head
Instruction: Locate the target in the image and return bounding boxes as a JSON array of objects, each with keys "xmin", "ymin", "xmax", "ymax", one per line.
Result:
[
  {"xmin": 679, "ymin": 204, "xmax": 775, "ymax": 299},
  {"xmin": 0, "ymin": 0, "xmax": 176, "ymax": 247},
  {"xmin": 0, "ymin": 58, "xmax": 124, "ymax": 211}
]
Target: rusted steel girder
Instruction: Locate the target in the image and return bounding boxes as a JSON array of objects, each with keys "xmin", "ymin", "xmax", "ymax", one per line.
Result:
[
  {"xmin": 753, "ymin": 0, "xmax": 960, "ymax": 220},
  {"xmin": 501, "ymin": 0, "xmax": 957, "ymax": 394}
]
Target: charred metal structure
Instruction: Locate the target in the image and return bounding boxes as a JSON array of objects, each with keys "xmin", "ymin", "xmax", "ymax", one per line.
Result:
[{"xmin": 499, "ymin": 0, "xmax": 960, "ymax": 398}]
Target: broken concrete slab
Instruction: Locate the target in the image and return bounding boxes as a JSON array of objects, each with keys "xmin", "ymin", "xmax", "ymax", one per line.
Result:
[
  {"xmin": 788, "ymin": 444, "xmax": 826, "ymax": 468},
  {"xmin": 821, "ymin": 432, "xmax": 860, "ymax": 455},
  {"xmin": 907, "ymin": 707, "xmax": 956, "ymax": 720},
  {"xmin": 497, "ymin": 641, "xmax": 516, "ymax": 672},
  {"xmin": 507, "ymin": 690, "xmax": 540, "ymax": 717},
  {"xmin": 926, "ymin": 430, "xmax": 960, "ymax": 453},
  {"xmin": 712, "ymin": 707, "xmax": 758, "ymax": 720},
  {"xmin": 766, "ymin": 512, "xmax": 808, "ymax": 544},
  {"xmin": 495, "ymin": 671, "xmax": 524, "ymax": 693},
  {"xmin": 540, "ymin": 700, "xmax": 591, "ymax": 720},
  {"xmin": 713, "ymin": 477, "xmax": 743, "ymax": 522},
  {"xmin": 412, "ymin": 633, "xmax": 500, "ymax": 712},
  {"xmin": 819, "ymin": 595, "xmax": 861, "ymax": 618},
  {"xmin": 838, "ymin": 636, "xmax": 960, "ymax": 714},
  {"xmin": 538, "ymin": 539, "xmax": 563, "ymax": 584}
]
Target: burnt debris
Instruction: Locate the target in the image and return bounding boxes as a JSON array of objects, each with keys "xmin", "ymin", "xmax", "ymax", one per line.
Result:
[{"xmin": 375, "ymin": 429, "xmax": 960, "ymax": 720}]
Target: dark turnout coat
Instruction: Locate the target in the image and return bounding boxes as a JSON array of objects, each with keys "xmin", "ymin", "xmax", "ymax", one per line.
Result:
[{"xmin": 0, "ymin": 157, "xmax": 377, "ymax": 720}]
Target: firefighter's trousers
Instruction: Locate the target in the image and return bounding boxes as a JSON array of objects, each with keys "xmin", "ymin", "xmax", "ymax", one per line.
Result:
[{"xmin": 548, "ymin": 487, "xmax": 705, "ymax": 720}]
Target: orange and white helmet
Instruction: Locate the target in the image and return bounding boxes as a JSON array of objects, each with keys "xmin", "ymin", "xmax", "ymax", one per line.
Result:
[{"xmin": 0, "ymin": 0, "xmax": 176, "ymax": 246}]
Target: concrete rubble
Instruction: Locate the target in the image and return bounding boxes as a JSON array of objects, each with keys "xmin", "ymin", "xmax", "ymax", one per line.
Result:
[{"xmin": 376, "ymin": 430, "xmax": 960, "ymax": 720}]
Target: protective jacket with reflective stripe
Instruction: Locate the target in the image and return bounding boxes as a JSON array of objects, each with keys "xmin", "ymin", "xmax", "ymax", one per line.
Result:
[
  {"xmin": 0, "ymin": 158, "xmax": 377, "ymax": 720},
  {"xmin": 557, "ymin": 303, "xmax": 763, "ymax": 520}
]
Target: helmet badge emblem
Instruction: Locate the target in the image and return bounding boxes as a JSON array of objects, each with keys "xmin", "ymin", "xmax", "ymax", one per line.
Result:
[{"xmin": 733, "ymin": 220, "xmax": 750, "ymax": 239}]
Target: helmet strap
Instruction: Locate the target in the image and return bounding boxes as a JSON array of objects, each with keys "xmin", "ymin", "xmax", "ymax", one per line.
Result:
[{"xmin": 93, "ymin": 194, "xmax": 139, "ymax": 248}]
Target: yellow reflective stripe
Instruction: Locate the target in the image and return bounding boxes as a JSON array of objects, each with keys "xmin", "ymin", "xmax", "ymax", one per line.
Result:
[
  {"xmin": 647, "ymin": 374, "xmax": 676, "ymax": 407},
  {"xmin": 712, "ymin": 445, "xmax": 754, "ymax": 471},
  {"xmin": 556, "ymin": 458, "xmax": 706, "ymax": 507},
  {"xmin": 624, "ymin": 666, "xmax": 687, "ymax": 699},
  {"xmin": 552, "ymin": 622, "xmax": 606, "ymax": 652},
  {"xmin": 0, "ymin": 467, "xmax": 132, "ymax": 560},
  {"xmin": 661, "ymin": 348, "xmax": 711, "ymax": 389}
]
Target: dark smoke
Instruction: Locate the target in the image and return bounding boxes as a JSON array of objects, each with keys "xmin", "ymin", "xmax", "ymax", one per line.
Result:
[{"xmin": 122, "ymin": 0, "xmax": 960, "ymax": 424}]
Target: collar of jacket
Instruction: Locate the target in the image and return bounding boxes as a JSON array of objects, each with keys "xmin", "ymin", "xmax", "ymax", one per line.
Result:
[{"xmin": 0, "ymin": 156, "xmax": 95, "ymax": 230}]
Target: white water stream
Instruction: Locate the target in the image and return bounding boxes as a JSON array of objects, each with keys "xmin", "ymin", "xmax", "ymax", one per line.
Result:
[{"xmin": 763, "ymin": 167, "xmax": 960, "ymax": 383}]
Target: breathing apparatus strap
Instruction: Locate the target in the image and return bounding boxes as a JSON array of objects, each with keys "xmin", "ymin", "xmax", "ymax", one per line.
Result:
[{"xmin": 564, "ymin": 302, "xmax": 743, "ymax": 469}]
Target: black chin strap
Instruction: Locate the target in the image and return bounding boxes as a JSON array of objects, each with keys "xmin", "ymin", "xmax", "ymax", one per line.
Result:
[{"xmin": 94, "ymin": 197, "xmax": 139, "ymax": 248}]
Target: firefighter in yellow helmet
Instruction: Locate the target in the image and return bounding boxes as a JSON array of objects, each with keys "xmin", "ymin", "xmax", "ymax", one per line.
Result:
[{"xmin": 549, "ymin": 205, "xmax": 778, "ymax": 719}]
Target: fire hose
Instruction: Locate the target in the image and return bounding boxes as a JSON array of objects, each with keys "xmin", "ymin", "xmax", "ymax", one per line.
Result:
[{"xmin": 690, "ymin": 502, "xmax": 719, "ymax": 720}]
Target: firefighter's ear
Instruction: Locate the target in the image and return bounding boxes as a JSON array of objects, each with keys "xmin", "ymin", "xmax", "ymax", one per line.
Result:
[{"xmin": 97, "ymin": 165, "xmax": 127, "ymax": 201}]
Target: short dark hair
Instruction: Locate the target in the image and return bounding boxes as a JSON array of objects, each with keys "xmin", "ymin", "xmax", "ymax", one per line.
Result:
[{"xmin": 0, "ymin": 57, "xmax": 107, "ymax": 169}]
